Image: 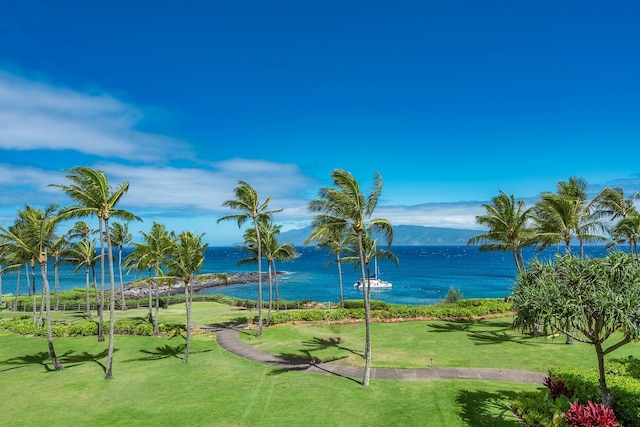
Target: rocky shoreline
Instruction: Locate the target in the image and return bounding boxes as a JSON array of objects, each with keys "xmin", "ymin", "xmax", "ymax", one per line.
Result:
[{"xmin": 122, "ymin": 272, "xmax": 282, "ymax": 299}]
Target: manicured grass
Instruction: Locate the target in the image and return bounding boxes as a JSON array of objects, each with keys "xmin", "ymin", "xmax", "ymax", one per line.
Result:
[
  {"xmin": 0, "ymin": 329, "xmax": 536, "ymax": 426},
  {"xmin": 242, "ymin": 317, "xmax": 640, "ymax": 372},
  {"xmin": 8, "ymin": 301, "xmax": 637, "ymax": 426}
]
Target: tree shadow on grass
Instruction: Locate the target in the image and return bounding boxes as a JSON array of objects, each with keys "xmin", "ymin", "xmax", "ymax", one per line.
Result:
[
  {"xmin": 123, "ymin": 342, "xmax": 211, "ymax": 363},
  {"xmin": 466, "ymin": 330, "xmax": 539, "ymax": 347},
  {"xmin": 427, "ymin": 322, "xmax": 476, "ymax": 333},
  {"xmin": 456, "ymin": 389, "xmax": 524, "ymax": 427},
  {"xmin": 0, "ymin": 351, "xmax": 58, "ymax": 372},
  {"xmin": 302, "ymin": 336, "xmax": 363, "ymax": 358},
  {"xmin": 59, "ymin": 349, "xmax": 110, "ymax": 372}
]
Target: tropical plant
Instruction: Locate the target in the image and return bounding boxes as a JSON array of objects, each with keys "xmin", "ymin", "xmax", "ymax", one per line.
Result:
[
  {"xmin": 533, "ymin": 177, "xmax": 605, "ymax": 258},
  {"xmin": 608, "ymin": 212, "xmax": 640, "ymax": 256},
  {"xmin": 512, "ymin": 252, "xmax": 640, "ymax": 407},
  {"xmin": 308, "ymin": 169, "xmax": 394, "ymax": 387},
  {"xmin": 468, "ymin": 191, "xmax": 535, "ymax": 273},
  {"xmin": 164, "ymin": 231, "xmax": 207, "ymax": 363},
  {"xmin": 305, "ymin": 222, "xmax": 350, "ymax": 307},
  {"xmin": 125, "ymin": 222, "xmax": 173, "ymax": 334},
  {"xmin": 563, "ymin": 401, "xmax": 619, "ymax": 427},
  {"xmin": 0, "ymin": 205, "xmax": 63, "ymax": 370},
  {"xmin": 241, "ymin": 217, "xmax": 298, "ymax": 322},
  {"xmin": 218, "ymin": 180, "xmax": 282, "ymax": 337},
  {"xmin": 51, "ymin": 166, "xmax": 139, "ymax": 379},
  {"xmin": 59, "ymin": 239, "xmax": 98, "ymax": 319},
  {"xmin": 110, "ymin": 221, "xmax": 132, "ymax": 310}
]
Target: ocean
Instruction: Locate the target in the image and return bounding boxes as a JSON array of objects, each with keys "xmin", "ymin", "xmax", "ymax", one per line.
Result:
[{"xmin": 2, "ymin": 246, "xmax": 611, "ymax": 306}]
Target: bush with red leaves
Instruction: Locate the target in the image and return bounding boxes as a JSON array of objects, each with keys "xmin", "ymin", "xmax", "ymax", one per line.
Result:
[
  {"xmin": 563, "ymin": 401, "xmax": 618, "ymax": 427},
  {"xmin": 543, "ymin": 376, "xmax": 574, "ymax": 400}
]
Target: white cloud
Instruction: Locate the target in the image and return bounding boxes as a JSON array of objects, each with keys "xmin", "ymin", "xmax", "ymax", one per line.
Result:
[
  {"xmin": 379, "ymin": 203, "xmax": 485, "ymax": 230},
  {"xmin": 0, "ymin": 70, "xmax": 191, "ymax": 162}
]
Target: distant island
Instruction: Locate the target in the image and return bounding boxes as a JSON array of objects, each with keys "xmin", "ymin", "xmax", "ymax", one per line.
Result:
[{"xmin": 278, "ymin": 225, "xmax": 483, "ymax": 246}]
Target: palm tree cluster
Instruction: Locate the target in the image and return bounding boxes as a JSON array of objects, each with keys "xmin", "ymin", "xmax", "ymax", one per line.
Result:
[
  {"xmin": 0, "ymin": 167, "xmax": 213, "ymax": 375},
  {"xmin": 468, "ymin": 177, "xmax": 640, "ymax": 273}
]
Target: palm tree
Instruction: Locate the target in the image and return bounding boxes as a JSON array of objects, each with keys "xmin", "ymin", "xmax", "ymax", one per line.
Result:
[
  {"xmin": 593, "ymin": 186, "xmax": 640, "ymax": 252},
  {"xmin": 125, "ymin": 222, "xmax": 172, "ymax": 334},
  {"xmin": 51, "ymin": 166, "xmax": 139, "ymax": 379},
  {"xmin": 59, "ymin": 239, "xmax": 98, "ymax": 319},
  {"xmin": 467, "ymin": 191, "xmax": 534, "ymax": 274},
  {"xmin": 110, "ymin": 221, "xmax": 132, "ymax": 310},
  {"xmin": 593, "ymin": 186, "xmax": 639, "ymax": 221},
  {"xmin": 308, "ymin": 169, "xmax": 394, "ymax": 387},
  {"xmin": 50, "ymin": 235, "xmax": 68, "ymax": 311},
  {"xmin": 241, "ymin": 218, "xmax": 298, "ymax": 321},
  {"xmin": 608, "ymin": 212, "xmax": 640, "ymax": 256},
  {"xmin": 533, "ymin": 177, "xmax": 605, "ymax": 258},
  {"xmin": 305, "ymin": 223, "xmax": 350, "ymax": 307},
  {"xmin": 0, "ymin": 205, "xmax": 63, "ymax": 370},
  {"xmin": 218, "ymin": 180, "xmax": 282, "ymax": 337},
  {"xmin": 164, "ymin": 231, "xmax": 207, "ymax": 363}
]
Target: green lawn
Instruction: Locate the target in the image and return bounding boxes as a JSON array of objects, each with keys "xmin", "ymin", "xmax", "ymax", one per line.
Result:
[
  {"xmin": 4, "ymin": 301, "xmax": 633, "ymax": 426},
  {"xmin": 242, "ymin": 317, "xmax": 640, "ymax": 372}
]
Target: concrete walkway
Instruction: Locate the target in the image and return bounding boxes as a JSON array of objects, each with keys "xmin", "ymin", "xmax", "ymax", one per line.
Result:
[{"xmin": 206, "ymin": 323, "xmax": 546, "ymax": 385}]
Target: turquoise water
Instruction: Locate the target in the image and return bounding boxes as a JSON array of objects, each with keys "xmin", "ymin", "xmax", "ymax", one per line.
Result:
[{"xmin": 2, "ymin": 245, "xmax": 611, "ymax": 306}]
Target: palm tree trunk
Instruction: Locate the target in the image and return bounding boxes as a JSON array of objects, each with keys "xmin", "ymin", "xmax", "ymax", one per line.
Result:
[
  {"xmin": 98, "ymin": 219, "xmax": 105, "ymax": 342},
  {"xmin": 29, "ymin": 263, "xmax": 37, "ymax": 323},
  {"xmin": 54, "ymin": 255, "xmax": 60, "ymax": 311},
  {"xmin": 105, "ymin": 218, "xmax": 117, "ymax": 380},
  {"xmin": 119, "ymin": 246, "xmax": 127, "ymax": 310},
  {"xmin": 40, "ymin": 260, "xmax": 63, "ymax": 370},
  {"xmin": 147, "ymin": 279, "xmax": 154, "ymax": 324},
  {"xmin": 85, "ymin": 266, "xmax": 92, "ymax": 320},
  {"xmin": 266, "ymin": 260, "xmax": 273, "ymax": 326},
  {"xmin": 153, "ymin": 277, "xmax": 160, "ymax": 335},
  {"xmin": 274, "ymin": 260, "xmax": 280, "ymax": 311},
  {"xmin": 13, "ymin": 269, "xmax": 20, "ymax": 311},
  {"xmin": 254, "ymin": 217, "xmax": 263, "ymax": 338},
  {"xmin": 182, "ymin": 279, "xmax": 191, "ymax": 363},
  {"xmin": 336, "ymin": 253, "xmax": 344, "ymax": 308},
  {"xmin": 358, "ymin": 233, "xmax": 372, "ymax": 387}
]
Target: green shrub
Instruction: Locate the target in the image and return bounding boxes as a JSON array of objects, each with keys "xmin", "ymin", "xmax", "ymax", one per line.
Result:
[
  {"xmin": 444, "ymin": 286, "xmax": 463, "ymax": 304},
  {"xmin": 549, "ymin": 366, "xmax": 640, "ymax": 427}
]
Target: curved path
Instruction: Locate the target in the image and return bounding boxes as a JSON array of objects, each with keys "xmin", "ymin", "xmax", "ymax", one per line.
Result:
[{"xmin": 207, "ymin": 323, "xmax": 546, "ymax": 384}]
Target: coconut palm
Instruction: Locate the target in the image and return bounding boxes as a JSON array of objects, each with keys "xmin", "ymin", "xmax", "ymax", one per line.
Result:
[
  {"xmin": 533, "ymin": 177, "xmax": 605, "ymax": 258},
  {"xmin": 59, "ymin": 239, "xmax": 98, "ymax": 319},
  {"xmin": 125, "ymin": 222, "xmax": 173, "ymax": 334},
  {"xmin": 308, "ymin": 169, "xmax": 394, "ymax": 387},
  {"xmin": 164, "ymin": 231, "xmax": 207, "ymax": 363},
  {"xmin": 110, "ymin": 221, "xmax": 132, "ymax": 310},
  {"xmin": 218, "ymin": 180, "xmax": 282, "ymax": 337},
  {"xmin": 0, "ymin": 205, "xmax": 63, "ymax": 370},
  {"xmin": 240, "ymin": 217, "xmax": 298, "ymax": 321},
  {"xmin": 592, "ymin": 186, "xmax": 639, "ymax": 221},
  {"xmin": 468, "ymin": 191, "xmax": 535, "ymax": 274},
  {"xmin": 608, "ymin": 212, "xmax": 640, "ymax": 256},
  {"xmin": 51, "ymin": 166, "xmax": 139, "ymax": 379},
  {"xmin": 305, "ymin": 222, "xmax": 351, "ymax": 307}
]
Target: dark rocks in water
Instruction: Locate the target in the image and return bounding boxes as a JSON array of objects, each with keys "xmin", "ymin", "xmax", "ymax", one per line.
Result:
[{"xmin": 122, "ymin": 271, "xmax": 281, "ymax": 299}]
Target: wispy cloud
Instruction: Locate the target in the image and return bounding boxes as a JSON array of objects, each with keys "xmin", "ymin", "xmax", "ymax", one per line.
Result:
[
  {"xmin": 0, "ymin": 70, "xmax": 192, "ymax": 162},
  {"xmin": 379, "ymin": 202, "xmax": 485, "ymax": 230}
]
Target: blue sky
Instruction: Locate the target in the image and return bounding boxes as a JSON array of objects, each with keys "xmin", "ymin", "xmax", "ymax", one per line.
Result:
[{"xmin": 1, "ymin": 1, "xmax": 639, "ymax": 245}]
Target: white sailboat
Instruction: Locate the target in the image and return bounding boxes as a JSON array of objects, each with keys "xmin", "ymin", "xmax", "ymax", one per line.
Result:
[{"xmin": 354, "ymin": 258, "xmax": 392, "ymax": 289}]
